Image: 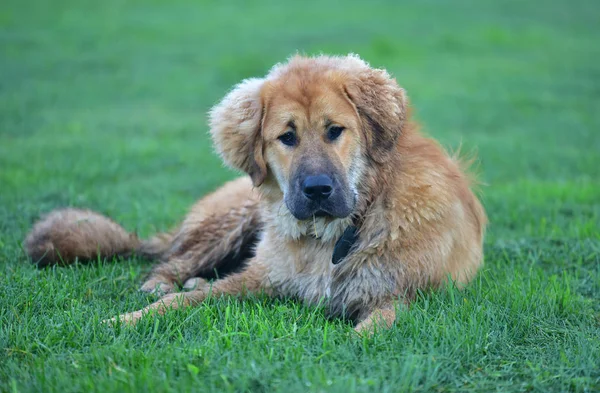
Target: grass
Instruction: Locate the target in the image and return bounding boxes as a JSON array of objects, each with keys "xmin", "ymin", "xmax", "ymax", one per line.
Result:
[{"xmin": 1, "ymin": 0, "xmax": 599, "ymax": 391}]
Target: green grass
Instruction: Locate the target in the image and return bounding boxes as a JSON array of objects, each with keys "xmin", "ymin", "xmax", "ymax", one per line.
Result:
[{"xmin": 1, "ymin": 0, "xmax": 599, "ymax": 391}]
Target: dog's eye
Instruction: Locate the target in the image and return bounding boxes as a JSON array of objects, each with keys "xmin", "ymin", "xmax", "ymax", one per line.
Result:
[
  {"xmin": 278, "ymin": 131, "xmax": 297, "ymax": 147},
  {"xmin": 327, "ymin": 126, "xmax": 345, "ymax": 141}
]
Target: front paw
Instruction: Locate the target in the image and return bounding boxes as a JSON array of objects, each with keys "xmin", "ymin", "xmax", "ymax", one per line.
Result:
[
  {"xmin": 103, "ymin": 310, "xmax": 145, "ymax": 327},
  {"xmin": 182, "ymin": 277, "xmax": 206, "ymax": 291},
  {"xmin": 140, "ymin": 278, "xmax": 174, "ymax": 295},
  {"xmin": 353, "ymin": 320, "xmax": 375, "ymax": 336}
]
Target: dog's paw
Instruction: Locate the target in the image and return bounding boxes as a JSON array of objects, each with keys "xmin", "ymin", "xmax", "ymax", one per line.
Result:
[
  {"xmin": 103, "ymin": 310, "xmax": 145, "ymax": 327},
  {"xmin": 353, "ymin": 322, "xmax": 372, "ymax": 337},
  {"xmin": 140, "ymin": 279, "xmax": 174, "ymax": 295},
  {"xmin": 182, "ymin": 277, "xmax": 206, "ymax": 291}
]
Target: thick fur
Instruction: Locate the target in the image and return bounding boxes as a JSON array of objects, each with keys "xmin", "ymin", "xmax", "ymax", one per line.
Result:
[
  {"xmin": 25, "ymin": 178, "xmax": 261, "ymax": 290},
  {"xmin": 25, "ymin": 209, "xmax": 143, "ymax": 267},
  {"xmin": 25, "ymin": 208, "xmax": 180, "ymax": 267},
  {"xmin": 24, "ymin": 54, "xmax": 486, "ymax": 334}
]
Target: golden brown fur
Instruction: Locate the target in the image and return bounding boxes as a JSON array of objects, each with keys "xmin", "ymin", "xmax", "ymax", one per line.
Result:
[
  {"xmin": 24, "ymin": 54, "xmax": 486, "ymax": 334},
  {"xmin": 25, "ymin": 209, "xmax": 142, "ymax": 267}
]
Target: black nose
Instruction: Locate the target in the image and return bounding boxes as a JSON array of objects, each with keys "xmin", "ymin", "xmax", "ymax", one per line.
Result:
[{"xmin": 302, "ymin": 175, "xmax": 333, "ymax": 201}]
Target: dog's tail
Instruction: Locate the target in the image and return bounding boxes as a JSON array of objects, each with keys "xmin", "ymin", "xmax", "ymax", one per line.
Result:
[{"xmin": 24, "ymin": 208, "xmax": 173, "ymax": 267}]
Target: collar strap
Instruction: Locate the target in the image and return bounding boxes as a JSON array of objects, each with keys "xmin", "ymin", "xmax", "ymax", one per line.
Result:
[{"xmin": 332, "ymin": 225, "xmax": 359, "ymax": 264}]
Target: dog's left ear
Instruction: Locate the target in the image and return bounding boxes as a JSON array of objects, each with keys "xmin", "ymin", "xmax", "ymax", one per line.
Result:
[
  {"xmin": 209, "ymin": 78, "xmax": 267, "ymax": 186},
  {"xmin": 344, "ymin": 68, "xmax": 407, "ymax": 164}
]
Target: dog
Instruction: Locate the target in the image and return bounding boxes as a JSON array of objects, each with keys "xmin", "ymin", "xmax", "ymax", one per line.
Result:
[{"xmin": 24, "ymin": 54, "xmax": 486, "ymax": 334}]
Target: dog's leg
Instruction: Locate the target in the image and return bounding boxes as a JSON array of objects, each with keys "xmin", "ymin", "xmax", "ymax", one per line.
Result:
[
  {"xmin": 354, "ymin": 301, "xmax": 397, "ymax": 335},
  {"xmin": 140, "ymin": 177, "xmax": 261, "ymax": 294},
  {"xmin": 140, "ymin": 204, "xmax": 261, "ymax": 294},
  {"xmin": 113, "ymin": 259, "xmax": 268, "ymax": 325}
]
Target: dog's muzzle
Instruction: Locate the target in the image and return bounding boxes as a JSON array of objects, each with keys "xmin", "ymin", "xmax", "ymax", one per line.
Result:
[{"xmin": 286, "ymin": 172, "xmax": 354, "ymax": 220}]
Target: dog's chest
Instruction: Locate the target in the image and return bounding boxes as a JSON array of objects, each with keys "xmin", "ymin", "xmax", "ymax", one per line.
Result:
[{"xmin": 262, "ymin": 233, "xmax": 336, "ymax": 302}]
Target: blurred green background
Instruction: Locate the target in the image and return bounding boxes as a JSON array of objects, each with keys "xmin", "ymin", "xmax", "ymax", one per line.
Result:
[
  {"xmin": 1, "ymin": 0, "xmax": 598, "ymax": 392},
  {"xmin": 2, "ymin": 0, "xmax": 598, "ymax": 237}
]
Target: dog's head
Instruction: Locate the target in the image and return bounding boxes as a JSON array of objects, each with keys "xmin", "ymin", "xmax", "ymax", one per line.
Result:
[{"xmin": 210, "ymin": 54, "xmax": 407, "ymax": 222}]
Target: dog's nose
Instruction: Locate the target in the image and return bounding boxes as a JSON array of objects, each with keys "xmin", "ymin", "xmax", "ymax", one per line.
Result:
[{"xmin": 302, "ymin": 175, "xmax": 333, "ymax": 201}]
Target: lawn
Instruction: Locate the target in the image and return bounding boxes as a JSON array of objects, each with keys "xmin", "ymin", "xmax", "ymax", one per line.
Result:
[{"xmin": 1, "ymin": 0, "xmax": 599, "ymax": 391}]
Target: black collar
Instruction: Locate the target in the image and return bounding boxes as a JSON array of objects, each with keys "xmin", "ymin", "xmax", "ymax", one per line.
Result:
[{"xmin": 332, "ymin": 225, "xmax": 359, "ymax": 264}]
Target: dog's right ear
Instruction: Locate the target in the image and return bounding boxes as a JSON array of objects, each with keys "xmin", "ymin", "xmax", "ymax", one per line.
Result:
[{"xmin": 209, "ymin": 78, "xmax": 267, "ymax": 186}]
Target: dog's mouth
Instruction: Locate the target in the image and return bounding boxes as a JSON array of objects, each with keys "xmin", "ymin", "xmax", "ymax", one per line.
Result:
[
  {"xmin": 314, "ymin": 210, "xmax": 331, "ymax": 218},
  {"xmin": 286, "ymin": 201, "xmax": 353, "ymax": 221},
  {"xmin": 284, "ymin": 190, "xmax": 357, "ymax": 221}
]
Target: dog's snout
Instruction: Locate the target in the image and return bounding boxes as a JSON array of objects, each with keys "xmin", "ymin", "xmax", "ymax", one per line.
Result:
[{"xmin": 302, "ymin": 175, "xmax": 333, "ymax": 201}]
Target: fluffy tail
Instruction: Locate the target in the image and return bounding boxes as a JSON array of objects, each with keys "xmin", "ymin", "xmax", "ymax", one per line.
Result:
[{"xmin": 24, "ymin": 208, "xmax": 172, "ymax": 267}]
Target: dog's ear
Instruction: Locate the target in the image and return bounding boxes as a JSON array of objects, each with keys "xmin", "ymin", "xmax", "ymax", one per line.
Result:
[
  {"xmin": 209, "ymin": 78, "xmax": 267, "ymax": 186},
  {"xmin": 344, "ymin": 68, "xmax": 407, "ymax": 164}
]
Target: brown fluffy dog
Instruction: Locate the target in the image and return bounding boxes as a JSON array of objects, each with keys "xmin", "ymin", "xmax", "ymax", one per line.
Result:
[{"xmin": 24, "ymin": 54, "xmax": 486, "ymax": 333}]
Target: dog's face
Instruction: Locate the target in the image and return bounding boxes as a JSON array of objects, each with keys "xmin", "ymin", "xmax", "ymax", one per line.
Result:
[
  {"xmin": 210, "ymin": 55, "xmax": 407, "ymax": 223},
  {"xmin": 261, "ymin": 79, "xmax": 363, "ymax": 220}
]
